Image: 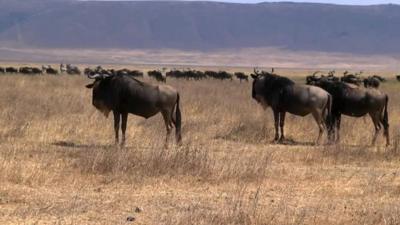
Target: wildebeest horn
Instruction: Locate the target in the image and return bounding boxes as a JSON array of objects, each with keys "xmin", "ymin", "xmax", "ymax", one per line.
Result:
[
  {"xmin": 88, "ymin": 73, "xmax": 101, "ymax": 79},
  {"xmin": 88, "ymin": 73, "xmax": 113, "ymax": 79},
  {"xmin": 312, "ymin": 71, "xmax": 321, "ymax": 76}
]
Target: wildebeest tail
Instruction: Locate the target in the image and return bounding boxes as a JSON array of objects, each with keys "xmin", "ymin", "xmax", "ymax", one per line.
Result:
[
  {"xmin": 383, "ymin": 95, "xmax": 390, "ymax": 146},
  {"xmin": 324, "ymin": 94, "xmax": 333, "ymax": 138},
  {"xmin": 323, "ymin": 94, "xmax": 332, "ymax": 123},
  {"xmin": 383, "ymin": 95, "xmax": 389, "ymax": 129},
  {"xmin": 175, "ymin": 93, "xmax": 182, "ymax": 143}
]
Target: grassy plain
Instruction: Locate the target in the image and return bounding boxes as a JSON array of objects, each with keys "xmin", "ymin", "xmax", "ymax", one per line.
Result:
[{"xmin": 0, "ymin": 68, "xmax": 400, "ymax": 225}]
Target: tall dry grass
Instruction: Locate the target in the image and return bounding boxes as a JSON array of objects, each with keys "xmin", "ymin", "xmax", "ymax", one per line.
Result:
[{"xmin": 0, "ymin": 72, "xmax": 400, "ymax": 224}]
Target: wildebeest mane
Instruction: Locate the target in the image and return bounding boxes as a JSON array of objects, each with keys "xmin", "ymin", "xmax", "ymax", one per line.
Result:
[{"xmin": 260, "ymin": 72, "xmax": 295, "ymax": 93}]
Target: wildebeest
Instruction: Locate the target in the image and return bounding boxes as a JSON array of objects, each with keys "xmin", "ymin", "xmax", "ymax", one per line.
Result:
[
  {"xmin": 217, "ymin": 71, "xmax": 233, "ymax": 80},
  {"xmin": 19, "ymin": 66, "xmax": 42, "ymax": 75},
  {"xmin": 363, "ymin": 76, "xmax": 381, "ymax": 88},
  {"xmin": 42, "ymin": 65, "xmax": 58, "ymax": 75},
  {"xmin": 371, "ymin": 75, "xmax": 386, "ymax": 82},
  {"xmin": 306, "ymin": 71, "xmax": 340, "ymax": 85},
  {"xmin": 306, "ymin": 71, "xmax": 322, "ymax": 84},
  {"xmin": 118, "ymin": 69, "xmax": 144, "ymax": 78},
  {"xmin": 204, "ymin": 71, "xmax": 218, "ymax": 79},
  {"xmin": 5, "ymin": 67, "xmax": 18, "ymax": 73},
  {"xmin": 148, "ymin": 70, "xmax": 166, "ymax": 82},
  {"xmin": 182, "ymin": 70, "xmax": 206, "ymax": 80},
  {"xmin": 341, "ymin": 71, "xmax": 362, "ymax": 86},
  {"xmin": 310, "ymin": 78, "xmax": 389, "ymax": 146},
  {"xmin": 66, "ymin": 64, "xmax": 81, "ymax": 75},
  {"xmin": 251, "ymin": 69, "xmax": 332, "ymax": 144},
  {"xmin": 234, "ymin": 72, "xmax": 248, "ymax": 82},
  {"xmin": 0, "ymin": 67, "xmax": 5, "ymax": 73},
  {"xmin": 397, "ymin": 75, "xmax": 400, "ymax": 81},
  {"xmin": 166, "ymin": 69, "xmax": 184, "ymax": 79},
  {"xmin": 85, "ymin": 73, "xmax": 182, "ymax": 147}
]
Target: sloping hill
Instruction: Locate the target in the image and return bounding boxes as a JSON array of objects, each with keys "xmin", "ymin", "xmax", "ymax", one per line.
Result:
[{"xmin": 0, "ymin": 0, "xmax": 400, "ymax": 54}]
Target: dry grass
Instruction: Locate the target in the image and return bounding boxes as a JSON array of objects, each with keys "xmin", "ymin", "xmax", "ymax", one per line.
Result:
[{"xmin": 0, "ymin": 70, "xmax": 400, "ymax": 224}]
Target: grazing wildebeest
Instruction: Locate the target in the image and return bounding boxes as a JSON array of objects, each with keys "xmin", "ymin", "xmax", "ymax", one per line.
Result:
[
  {"xmin": 371, "ymin": 75, "xmax": 386, "ymax": 82},
  {"xmin": 6, "ymin": 67, "xmax": 18, "ymax": 73},
  {"xmin": 251, "ymin": 69, "xmax": 332, "ymax": 144},
  {"xmin": 205, "ymin": 71, "xmax": 218, "ymax": 79},
  {"xmin": 66, "ymin": 64, "xmax": 81, "ymax": 75},
  {"xmin": 31, "ymin": 67, "xmax": 42, "ymax": 74},
  {"xmin": 363, "ymin": 76, "xmax": 381, "ymax": 88},
  {"xmin": 217, "ymin": 71, "xmax": 233, "ymax": 80},
  {"xmin": 85, "ymin": 73, "xmax": 182, "ymax": 147},
  {"xmin": 307, "ymin": 72, "xmax": 340, "ymax": 85},
  {"xmin": 166, "ymin": 69, "xmax": 184, "ymax": 79},
  {"xmin": 148, "ymin": 70, "xmax": 166, "ymax": 82},
  {"xmin": 397, "ymin": 75, "xmax": 400, "ymax": 81},
  {"xmin": 0, "ymin": 67, "xmax": 5, "ymax": 73},
  {"xmin": 19, "ymin": 67, "xmax": 42, "ymax": 75},
  {"xmin": 234, "ymin": 72, "xmax": 248, "ymax": 82},
  {"xmin": 310, "ymin": 78, "xmax": 389, "ymax": 146}
]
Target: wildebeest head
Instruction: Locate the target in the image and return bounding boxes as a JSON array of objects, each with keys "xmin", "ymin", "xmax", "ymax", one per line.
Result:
[
  {"xmin": 251, "ymin": 68, "xmax": 294, "ymax": 109},
  {"xmin": 250, "ymin": 68, "xmax": 265, "ymax": 103},
  {"xmin": 85, "ymin": 73, "xmax": 114, "ymax": 117}
]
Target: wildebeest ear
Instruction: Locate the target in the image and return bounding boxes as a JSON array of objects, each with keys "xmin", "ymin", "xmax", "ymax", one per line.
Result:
[
  {"xmin": 86, "ymin": 83, "xmax": 94, "ymax": 89},
  {"xmin": 251, "ymin": 74, "xmax": 258, "ymax": 79}
]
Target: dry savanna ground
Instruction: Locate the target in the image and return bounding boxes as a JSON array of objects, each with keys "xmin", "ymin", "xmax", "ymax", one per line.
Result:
[{"xmin": 1, "ymin": 68, "xmax": 400, "ymax": 225}]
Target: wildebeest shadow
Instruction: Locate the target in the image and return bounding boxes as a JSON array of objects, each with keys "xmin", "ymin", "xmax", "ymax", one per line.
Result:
[
  {"xmin": 52, "ymin": 141, "xmax": 114, "ymax": 149},
  {"xmin": 273, "ymin": 138, "xmax": 316, "ymax": 147}
]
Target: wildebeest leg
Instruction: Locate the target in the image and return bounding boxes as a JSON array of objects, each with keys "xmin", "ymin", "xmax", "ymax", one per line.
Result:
[
  {"xmin": 381, "ymin": 97, "xmax": 390, "ymax": 146},
  {"xmin": 121, "ymin": 113, "xmax": 128, "ymax": 147},
  {"xmin": 113, "ymin": 111, "xmax": 121, "ymax": 145},
  {"xmin": 369, "ymin": 112, "xmax": 381, "ymax": 145},
  {"xmin": 162, "ymin": 110, "xmax": 173, "ymax": 148},
  {"xmin": 279, "ymin": 112, "xmax": 286, "ymax": 142},
  {"xmin": 312, "ymin": 110, "xmax": 325, "ymax": 145},
  {"xmin": 326, "ymin": 113, "xmax": 335, "ymax": 144},
  {"xmin": 273, "ymin": 110, "xmax": 280, "ymax": 142},
  {"xmin": 335, "ymin": 114, "xmax": 342, "ymax": 143}
]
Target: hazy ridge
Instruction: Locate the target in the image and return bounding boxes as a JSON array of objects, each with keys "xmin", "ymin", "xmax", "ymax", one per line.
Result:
[{"xmin": 0, "ymin": 0, "xmax": 400, "ymax": 55}]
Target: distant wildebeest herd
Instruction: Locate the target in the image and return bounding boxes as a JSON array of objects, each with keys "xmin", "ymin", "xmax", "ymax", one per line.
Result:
[
  {"xmin": 83, "ymin": 67, "xmax": 395, "ymax": 148},
  {"xmin": 0, "ymin": 64, "xmax": 252, "ymax": 82},
  {"xmin": 0, "ymin": 64, "xmax": 82, "ymax": 75}
]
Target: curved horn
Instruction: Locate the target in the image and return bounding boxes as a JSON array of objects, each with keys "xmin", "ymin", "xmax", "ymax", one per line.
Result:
[
  {"xmin": 312, "ymin": 71, "xmax": 321, "ymax": 76},
  {"xmin": 87, "ymin": 73, "xmax": 102, "ymax": 79}
]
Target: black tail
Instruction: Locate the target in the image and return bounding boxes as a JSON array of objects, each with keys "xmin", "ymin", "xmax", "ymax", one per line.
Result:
[
  {"xmin": 175, "ymin": 93, "xmax": 182, "ymax": 144},
  {"xmin": 326, "ymin": 94, "xmax": 332, "ymax": 123},
  {"xmin": 383, "ymin": 95, "xmax": 390, "ymax": 146},
  {"xmin": 325, "ymin": 94, "xmax": 334, "ymax": 142}
]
